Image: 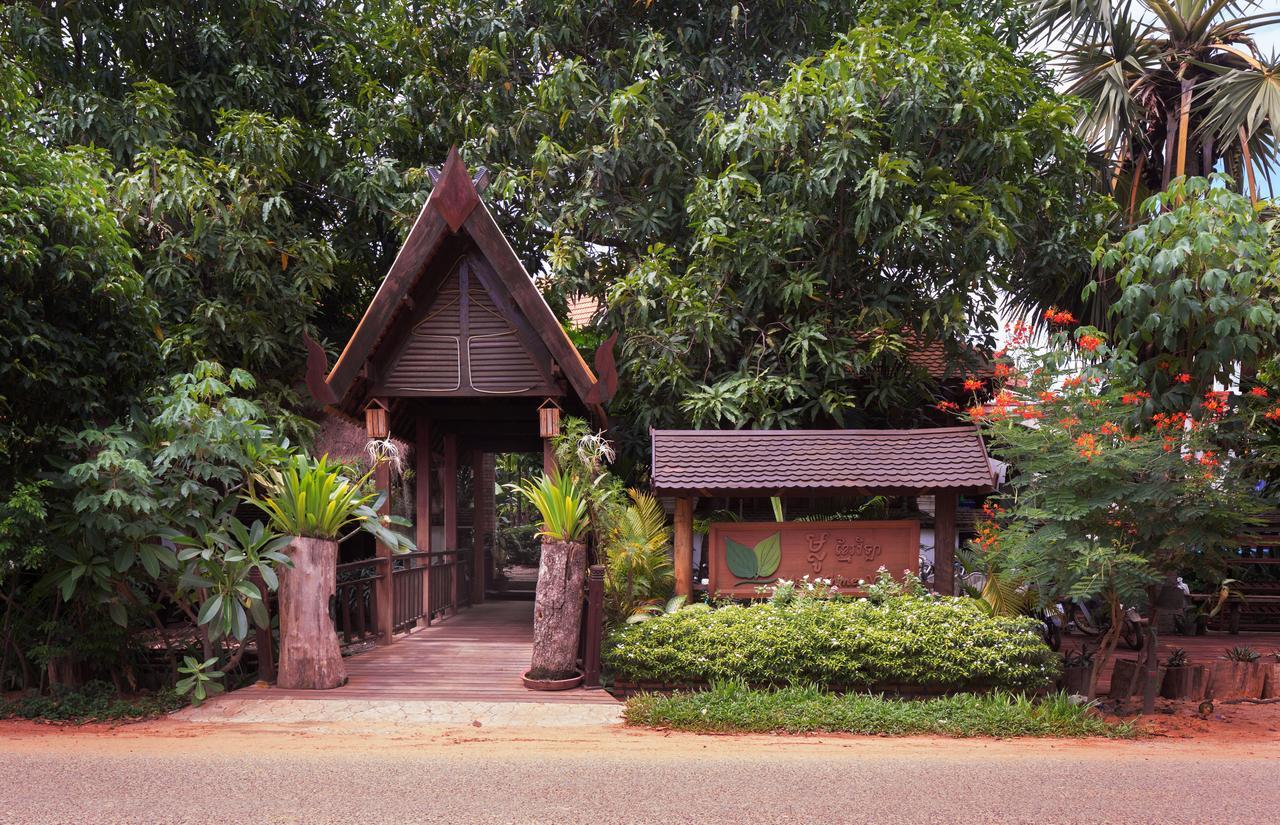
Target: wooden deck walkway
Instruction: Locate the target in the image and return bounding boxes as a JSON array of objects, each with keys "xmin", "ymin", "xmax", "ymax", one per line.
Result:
[{"xmin": 248, "ymin": 600, "xmax": 618, "ymax": 704}]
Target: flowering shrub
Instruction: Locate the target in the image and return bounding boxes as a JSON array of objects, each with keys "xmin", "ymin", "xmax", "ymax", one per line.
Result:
[
  {"xmin": 604, "ymin": 592, "xmax": 1058, "ymax": 692},
  {"xmin": 756, "ymin": 575, "xmax": 840, "ymax": 605}
]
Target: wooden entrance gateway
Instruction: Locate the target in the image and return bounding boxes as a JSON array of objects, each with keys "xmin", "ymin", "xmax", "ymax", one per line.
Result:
[{"xmin": 306, "ymin": 148, "xmax": 608, "ymax": 659}]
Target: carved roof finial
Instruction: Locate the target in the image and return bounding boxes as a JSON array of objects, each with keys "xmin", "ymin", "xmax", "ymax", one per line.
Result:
[{"xmin": 427, "ymin": 146, "xmax": 481, "ymax": 232}]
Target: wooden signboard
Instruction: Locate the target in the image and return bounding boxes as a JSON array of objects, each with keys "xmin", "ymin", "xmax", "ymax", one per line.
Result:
[{"xmin": 707, "ymin": 520, "xmax": 921, "ymax": 598}]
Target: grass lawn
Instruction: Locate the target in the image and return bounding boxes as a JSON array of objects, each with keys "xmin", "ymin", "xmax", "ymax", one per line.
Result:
[{"xmin": 624, "ymin": 681, "xmax": 1133, "ymax": 738}]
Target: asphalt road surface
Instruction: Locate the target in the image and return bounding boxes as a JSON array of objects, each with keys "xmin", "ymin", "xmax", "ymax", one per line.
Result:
[{"xmin": 1, "ymin": 721, "xmax": 1277, "ymax": 824}]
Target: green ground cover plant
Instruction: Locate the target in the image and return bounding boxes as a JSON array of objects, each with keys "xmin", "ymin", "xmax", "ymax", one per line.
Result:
[
  {"xmin": 604, "ymin": 582, "xmax": 1059, "ymax": 692},
  {"xmin": 624, "ymin": 681, "xmax": 1131, "ymax": 738},
  {"xmin": 0, "ymin": 680, "xmax": 184, "ymax": 724}
]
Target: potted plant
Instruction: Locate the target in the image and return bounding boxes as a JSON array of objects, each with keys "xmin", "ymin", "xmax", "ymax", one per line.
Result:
[
  {"xmin": 1060, "ymin": 648, "xmax": 1093, "ymax": 696},
  {"xmin": 516, "ymin": 469, "xmax": 590, "ymax": 690},
  {"xmin": 248, "ymin": 454, "xmax": 413, "ymax": 690},
  {"xmin": 1160, "ymin": 647, "xmax": 1209, "ymax": 700}
]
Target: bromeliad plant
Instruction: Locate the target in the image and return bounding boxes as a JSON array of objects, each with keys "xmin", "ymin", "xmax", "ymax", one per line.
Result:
[
  {"xmin": 246, "ymin": 453, "xmax": 414, "ymax": 551},
  {"xmin": 515, "ymin": 469, "xmax": 590, "ymax": 543}
]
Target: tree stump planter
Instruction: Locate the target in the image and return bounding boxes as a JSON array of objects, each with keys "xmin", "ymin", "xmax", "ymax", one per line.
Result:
[
  {"xmin": 1060, "ymin": 665, "xmax": 1090, "ymax": 696},
  {"xmin": 276, "ymin": 537, "xmax": 347, "ymax": 690},
  {"xmin": 1109, "ymin": 658, "xmax": 1164, "ymax": 700},
  {"xmin": 1160, "ymin": 665, "xmax": 1209, "ymax": 700},
  {"xmin": 527, "ymin": 538, "xmax": 587, "ymax": 685},
  {"xmin": 1205, "ymin": 661, "xmax": 1267, "ymax": 701},
  {"xmin": 1261, "ymin": 662, "xmax": 1280, "ymax": 700}
]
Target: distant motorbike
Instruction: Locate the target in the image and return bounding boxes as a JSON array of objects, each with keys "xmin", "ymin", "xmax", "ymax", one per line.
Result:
[{"xmin": 1063, "ymin": 598, "xmax": 1144, "ymax": 651}]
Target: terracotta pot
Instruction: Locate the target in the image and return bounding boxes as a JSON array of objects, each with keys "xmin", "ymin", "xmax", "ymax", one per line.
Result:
[
  {"xmin": 1160, "ymin": 665, "xmax": 1209, "ymax": 701},
  {"xmin": 522, "ymin": 669, "xmax": 584, "ymax": 691}
]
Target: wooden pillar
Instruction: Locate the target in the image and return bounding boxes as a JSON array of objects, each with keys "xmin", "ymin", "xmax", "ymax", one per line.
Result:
[
  {"xmin": 542, "ymin": 437, "xmax": 555, "ymax": 476},
  {"xmin": 443, "ymin": 433, "xmax": 459, "ymax": 611},
  {"xmin": 933, "ymin": 491, "xmax": 957, "ymax": 596},
  {"xmin": 674, "ymin": 496, "xmax": 694, "ymax": 600},
  {"xmin": 415, "ymin": 415, "xmax": 432, "ymax": 614},
  {"xmin": 471, "ymin": 450, "xmax": 491, "ymax": 605},
  {"xmin": 371, "ymin": 442, "xmax": 395, "ymax": 645}
]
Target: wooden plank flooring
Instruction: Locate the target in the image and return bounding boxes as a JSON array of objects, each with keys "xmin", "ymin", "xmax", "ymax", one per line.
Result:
[{"xmin": 246, "ymin": 600, "xmax": 617, "ymax": 704}]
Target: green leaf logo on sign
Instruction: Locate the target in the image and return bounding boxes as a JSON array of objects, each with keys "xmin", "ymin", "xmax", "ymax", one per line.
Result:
[{"xmin": 725, "ymin": 532, "xmax": 781, "ymax": 582}]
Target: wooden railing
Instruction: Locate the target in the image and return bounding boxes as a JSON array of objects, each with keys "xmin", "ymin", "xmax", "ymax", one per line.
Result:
[
  {"xmin": 427, "ymin": 550, "xmax": 471, "ymax": 623},
  {"xmin": 392, "ymin": 552, "xmax": 431, "ymax": 633},
  {"xmin": 334, "ymin": 557, "xmax": 385, "ymax": 645}
]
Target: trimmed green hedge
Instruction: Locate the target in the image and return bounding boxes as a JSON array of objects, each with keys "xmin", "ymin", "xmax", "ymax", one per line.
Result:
[{"xmin": 604, "ymin": 597, "xmax": 1059, "ymax": 693}]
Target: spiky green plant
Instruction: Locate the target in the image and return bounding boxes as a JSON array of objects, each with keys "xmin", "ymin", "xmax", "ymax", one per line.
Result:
[
  {"xmin": 515, "ymin": 469, "xmax": 589, "ymax": 543},
  {"xmin": 245, "ymin": 454, "xmax": 415, "ymax": 551},
  {"xmin": 1224, "ymin": 645, "xmax": 1261, "ymax": 663}
]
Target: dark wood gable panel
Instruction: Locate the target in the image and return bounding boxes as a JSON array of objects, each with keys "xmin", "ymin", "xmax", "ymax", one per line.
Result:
[{"xmin": 376, "ymin": 254, "xmax": 557, "ymax": 397}]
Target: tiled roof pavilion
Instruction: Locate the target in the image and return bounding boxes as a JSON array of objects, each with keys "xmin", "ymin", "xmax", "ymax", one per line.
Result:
[{"xmin": 651, "ymin": 427, "xmax": 995, "ymax": 495}]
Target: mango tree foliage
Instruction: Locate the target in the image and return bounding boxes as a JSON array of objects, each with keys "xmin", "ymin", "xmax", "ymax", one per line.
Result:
[
  {"xmin": 609, "ymin": 11, "xmax": 1108, "ymax": 434},
  {"xmin": 0, "ymin": 57, "xmax": 158, "ymax": 490},
  {"xmin": 4, "ymin": 0, "xmax": 405, "ymax": 386},
  {"xmin": 1096, "ymin": 175, "xmax": 1280, "ymax": 403}
]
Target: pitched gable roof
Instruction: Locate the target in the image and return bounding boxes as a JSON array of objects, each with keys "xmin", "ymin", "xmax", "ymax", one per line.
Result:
[{"xmin": 326, "ymin": 148, "xmax": 600, "ymax": 414}]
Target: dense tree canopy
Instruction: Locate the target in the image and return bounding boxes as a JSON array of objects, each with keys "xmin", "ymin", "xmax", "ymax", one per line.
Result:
[
  {"xmin": 13, "ymin": 0, "xmax": 1249, "ymax": 694},
  {"xmin": 609, "ymin": 8, "xmax": 1107, "ymax": 438},
  {"xmin": 0, "ymin": 57, "xmax": 157, "ymax": 490}
]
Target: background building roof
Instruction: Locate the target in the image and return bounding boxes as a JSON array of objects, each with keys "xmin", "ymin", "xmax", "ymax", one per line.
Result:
[{"xmin": 651, "ymin": 427, "xmax": 995, "ymax": 494}]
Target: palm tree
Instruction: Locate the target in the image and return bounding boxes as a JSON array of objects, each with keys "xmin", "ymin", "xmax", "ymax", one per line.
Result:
[{"xmin": 1031, "ymin": 0, "xmax": 1280, "ymax": 218}]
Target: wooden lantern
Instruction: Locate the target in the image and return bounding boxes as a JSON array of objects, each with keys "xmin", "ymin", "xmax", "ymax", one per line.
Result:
[
  {"xmin": 365, "ymin": 400, "xmax": 390, "ymax": 439},
  {"xmin": 538, "ymin": 399, "xmax": 562, "ymax": 438}
]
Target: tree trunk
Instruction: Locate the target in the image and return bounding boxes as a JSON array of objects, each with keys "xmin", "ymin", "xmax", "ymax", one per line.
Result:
[
  {"xmin": 1086, "ymin": 596, "xmax": 1124, "ymax": 700},
  {"xmin": 529, "ymin": 539, "xmax": 587, "ymax": 680},
  {"xmin": 276, "ymin": 537, "xmax": 347, "ymax": 690}
]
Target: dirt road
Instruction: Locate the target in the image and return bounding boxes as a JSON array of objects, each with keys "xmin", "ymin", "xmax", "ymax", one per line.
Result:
[{"xmin": 1, "ymin": 718, "xmax": 1277, "ymax": 824}]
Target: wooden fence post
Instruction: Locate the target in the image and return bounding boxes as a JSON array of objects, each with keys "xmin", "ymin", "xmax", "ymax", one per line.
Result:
[
  {"xmin": 416, "ymin": 416, "xmax": 432, "ymax": 620},
  {"xmin": 583, "ymin": 565, "xmax": 605, "ymax": 689}
]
